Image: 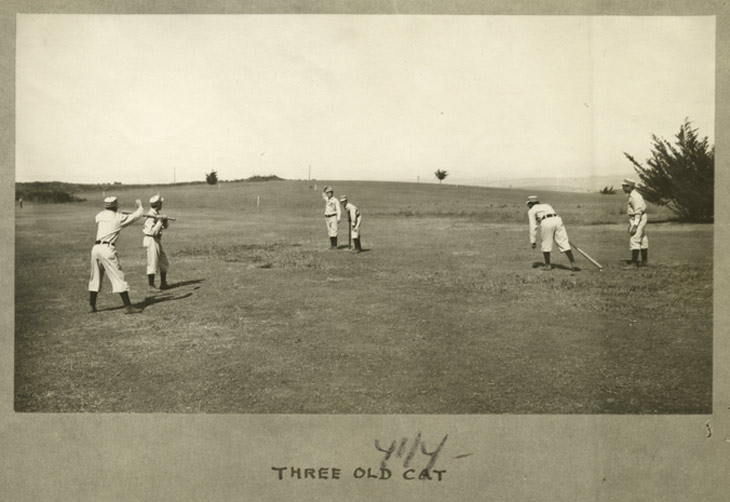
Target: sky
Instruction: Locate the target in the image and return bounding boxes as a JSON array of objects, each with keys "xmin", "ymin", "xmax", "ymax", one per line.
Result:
[{"xmin": 15, "ymin": 15, "xmax": 715, "ymax": 185}]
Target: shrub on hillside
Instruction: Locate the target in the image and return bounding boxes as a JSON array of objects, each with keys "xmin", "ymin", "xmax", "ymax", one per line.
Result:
[
  {"xmin": 599, "ymin": 186, "xmax": 616, "ymax": 195},
  {"xmin": 206, "ymin": 170, "xmax": 219, "ymax": 185}
]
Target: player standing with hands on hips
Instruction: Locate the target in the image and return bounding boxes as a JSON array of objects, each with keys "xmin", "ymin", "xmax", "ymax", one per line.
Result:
[
  {"xmin": 621, "ymin": 178, "xmax": 648, "ymax": 269},
  {"xmin": 526, "ymin": 195, "xmax": 580, "ymax": 271},
  {"xmin": 88, "ymin": 196, "xmax": 145, "ymax": 314},
  {"xmin": 340, "ymin": 195, "xmax": 363, "ymax": 253},
  {"xmin": 143, "ymin": 194, "xmax": 171, "ymax": 291},
  {"xmin": 322, "ymin": 186, "xmax": 341, "ymax": 249}
]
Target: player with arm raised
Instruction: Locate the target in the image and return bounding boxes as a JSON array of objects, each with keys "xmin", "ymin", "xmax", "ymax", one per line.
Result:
[
  {"xmin": 88, "ymin": 196, "xmax": 145, "ymax": 314},
  {"xmin": 322, "ymin": 186, "xmax": 341, "ymax": 249}
]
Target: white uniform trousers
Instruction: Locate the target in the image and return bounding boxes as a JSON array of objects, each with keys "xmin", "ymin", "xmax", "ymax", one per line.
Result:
[
  {"xmin": 629, "ymin": 213, "xmax": 649, "ymax": 250},
  {"xmin": 325, "ymin": 215, "xmax": 339, "ymax": 237},
  {"xmin": 143, "ymin": 236, "xmax": 169, "ymax": 274},
  {"xmin": 88, "ymin": 243, "xmax": 129, "ymax": 293},
  {"xmin": 540, "ymin": 216, "xmax": 571, "ymax": 253}
]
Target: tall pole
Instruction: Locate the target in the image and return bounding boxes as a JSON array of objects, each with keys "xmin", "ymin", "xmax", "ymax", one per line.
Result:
[
  {"xmin": 308, "ymin": 165, "xmax": 311, "ymax": 181},
  {"xmin": 173, "ymin": 166, "xmax": 176, "ymax": 184}
]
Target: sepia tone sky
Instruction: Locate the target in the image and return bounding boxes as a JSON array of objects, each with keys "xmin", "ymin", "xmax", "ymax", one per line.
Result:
[{"xmin": 15, "ymin": 15, "xmax": 715, "ymax": 185}]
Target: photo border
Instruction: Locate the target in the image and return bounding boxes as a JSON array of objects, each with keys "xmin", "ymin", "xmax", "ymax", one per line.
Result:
[{"xmin": 2, "ymin": 1, "xmax": 728, "ymax": 500}]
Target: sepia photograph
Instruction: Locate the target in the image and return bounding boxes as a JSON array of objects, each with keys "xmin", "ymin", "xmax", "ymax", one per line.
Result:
[
  {"xmin": 14, "ymin": 14, "xmax": 714, "ymax": 414},
  {"xmin": 2, "ymin": 2, "xmax": 729, "ymax": 501}
]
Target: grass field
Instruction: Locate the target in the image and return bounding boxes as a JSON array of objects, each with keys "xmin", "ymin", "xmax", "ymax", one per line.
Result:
[{"xmin": 14, "ymin": 180, "xmax": 712, "ymax": 413}]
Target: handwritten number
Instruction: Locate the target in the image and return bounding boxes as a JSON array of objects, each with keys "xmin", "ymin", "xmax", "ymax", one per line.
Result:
[{"xmin": 376, "ymin": 432, "xmax": 448, "ymax": 471}]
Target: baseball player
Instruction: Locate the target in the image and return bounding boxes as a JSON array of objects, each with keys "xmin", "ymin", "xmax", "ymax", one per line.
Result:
[
  {"xmin": 143, "ymin": 194, "xmax": 170, "ymax": 291},
  {"xmin": 88, "ymin": 196, "xmax": 145, "ymax": 314},
  {"xmin": 322, "ymin": 186, "xmax": 341, "ymax": 249},
  {"xmin": 621, "ymin": 178, "xmax": 648, "ymax": 268},
  {"xmin": 339, "ymin": 195, "xmax": 363, "ymax": 253},
  {"xmin": 526, "ymin": 195, "xmax": 579, "ymax": 271}
]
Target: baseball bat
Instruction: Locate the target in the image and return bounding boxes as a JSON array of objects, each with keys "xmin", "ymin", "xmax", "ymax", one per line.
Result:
[
  {"xmin": 569, "ymin": 241, "xmax": 602, "ymax": 270},
  {"xmin": 122, "ymin": 212, "xmax": 177, "ymax": 221}
]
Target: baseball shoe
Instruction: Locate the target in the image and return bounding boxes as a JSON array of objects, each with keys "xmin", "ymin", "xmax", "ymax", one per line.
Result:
[
  {"xmin": 571, "ymin": 265, "xmax": 581, "ymax": 272},
  {"xmin": 148, "ymin": 285, "xmax": 158, "ymax": 293},
  {"xmin": 541, "ymin": 264, "xmax": 552, "ymax": 271},
  {"xmin": 159, "ymin": 283, "xmax": 170, "ymax": 290},
  {"xmin": 89, "ymin": 306, "xmax": 97, "ymax": 314},
  {"xmin": 124, "ymin": 305, "xmax": 143, "ymax": 314},
  {"xmin": 623, "ymin": 263, "xmax": 639, "ymax": 270}
]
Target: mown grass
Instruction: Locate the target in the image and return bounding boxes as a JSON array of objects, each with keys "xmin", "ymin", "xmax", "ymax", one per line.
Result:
[{"xmin": 14, "ymin": 181, "xmax": 711, "ymax": 413}]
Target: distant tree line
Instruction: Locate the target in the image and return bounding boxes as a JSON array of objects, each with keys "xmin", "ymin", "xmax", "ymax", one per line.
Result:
[
  {"xmin": 206, "ymin": 171, "xmax": 284, "ymax": 184},
  {"xmin": 599, "ymin": 186, "xmax": 616, "ymax": 195},
  {"xmin": 16, "ymin": 175, "xmax": 288, "ymax": 203},
  {"xmin": 15, "ymin": 182, "xmax": 86, "ymax": 203}
]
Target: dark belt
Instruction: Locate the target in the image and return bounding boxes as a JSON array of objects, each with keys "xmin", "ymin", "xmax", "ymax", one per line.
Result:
[
  {"xmin": 95, "ymin": 240, "xmax": 115, "ymax": 246},
  {"xmin": 325, "ymin": 214, "xmax": 337, "ymax": 218},
  {"xmin": 540, "ymin": 214, "xmax": 557, "ymax": 221}
]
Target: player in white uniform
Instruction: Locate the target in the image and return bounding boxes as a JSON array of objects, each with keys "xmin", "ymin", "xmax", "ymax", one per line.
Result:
[
  {"xmin": 143, "ymin": 194, "xmax": 170, "ymax": 291},
  {"xmin": 339, "ymin": 195, "xmax": 363, "ymax": 253},
  {"xmin": 526, "ymin": 195, "xmax": 579, "ymax": 271},
  {"xmin": 621, "ymin": 178, "xmax": 648, "ymax": 268},
  {"xmin": 88, "ymin": 196, "xmax": 145, "ymax": 313},
  {"xmin": 322, "ymin": 186, "xmax": 342, "ymax": 249}
]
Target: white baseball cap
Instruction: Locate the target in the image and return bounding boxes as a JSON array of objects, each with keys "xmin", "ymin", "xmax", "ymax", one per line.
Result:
[
  {"xmin": 621, "ymin": 178, "xmax": 637, "ymax": 188},
  {"xmin": 149, "ymin": 194, "xmax": 164, "ymax": 205},
  {"xmin": 104, "ymin": 196, "xmax": 118, "ymax": 209}
]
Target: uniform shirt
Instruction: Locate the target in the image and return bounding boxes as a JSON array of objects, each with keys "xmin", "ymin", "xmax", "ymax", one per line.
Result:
[
  {"xmin": 527, "ymin": 203, "xmax": 558, "ymax": 245},
  {"xmin": 343, "ymin": 202, "xmax": 362, "ymax": 228},
  {"xmin": 627, "ymin": 189, "xmax": 647, "ymax": 220},
  {"xmin": 143, "ymin": 208, "xmax": 168, "ymax": 237},
  {"xmin": 95, "ymin": 207, "xmax": 143, "ymax": 244},
  {"xmin": 324, "ymin": 196, "xmax": 341, "ymax": 220}
]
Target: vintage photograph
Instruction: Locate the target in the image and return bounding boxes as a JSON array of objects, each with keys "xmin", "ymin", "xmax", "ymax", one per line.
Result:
[{"xmin": 14, "ymin": 14, "xmax": 714, "ymax": 414}]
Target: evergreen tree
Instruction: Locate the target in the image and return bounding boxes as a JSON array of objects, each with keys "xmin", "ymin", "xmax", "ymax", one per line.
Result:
[{"xmin": 624, "ymin": 119, "xmax": 713, "ymax": 222}]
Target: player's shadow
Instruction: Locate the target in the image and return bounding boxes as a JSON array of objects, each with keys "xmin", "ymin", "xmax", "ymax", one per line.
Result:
[
  {"xmin": 94, "ymin": 292, "xmax": 193, "ymax": 313},
  {"xmin": 551, "ymin": 264, "xmax": 579, "ymax": 271},
  {"xmin": 157, "ymin": 278, "xmax": 205, "ymax": 290},
  {"xmin": 531, "ymin": 262, "xmax": 576, "ymax": 271},
  {"xmin": 338, "ymin": 245, "xmax": 371, "ymax": 252},
  {"xmin": 94, "ymin": 305, "xmax": 127, "ymax": 313},
  {"xmin": 136, "ymin": 291, "xmax": 193, "ymax": 310}
]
